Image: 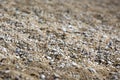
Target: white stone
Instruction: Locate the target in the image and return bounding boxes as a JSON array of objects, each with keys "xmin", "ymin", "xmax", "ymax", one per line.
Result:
[
  {"xmin": 40, "ymin": 74, "xmax": 46, "ymax": 79},
  {"xmin": 88, "ymin": 68, "xmax": 96, "ymax": 73},
  {"xmin": 62, "ymin": 27, "xmax": 66, "ymax": 32}
]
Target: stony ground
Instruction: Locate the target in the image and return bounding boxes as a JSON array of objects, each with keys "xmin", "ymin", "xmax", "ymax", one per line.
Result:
[{"xmin": 0, "ymin": 0, "xmax": 120, "ymax": 80}]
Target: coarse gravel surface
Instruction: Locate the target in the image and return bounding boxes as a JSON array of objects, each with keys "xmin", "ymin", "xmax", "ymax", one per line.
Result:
[{"xmin": 0, "ymin": 0, "xmax": 120, "ymax": 80}]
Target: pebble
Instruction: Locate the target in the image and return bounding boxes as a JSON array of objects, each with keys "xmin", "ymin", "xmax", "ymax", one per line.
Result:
[
  {"xmin": 40, "ymin": 74, "xmax": 46, "ymax": 80},
  {"xmin": 46, "ymin": 56, "xmax": 52, "ymax": 60},
  {"xmin": 5, "ymin": 70, "xmax": 10, "ymax": 73},
  {"xmin": 59, "ymin": 63, "xmax": 65, "ymax": 68},
  {"xmin": 2, "ymin": 47, "xmax": 7, "ymax": 53},
  {"xmin": 28, "ymin": 58, "xmax": 33, "ymax": 62},
  {"xmin": 62, "ymin": 27, "xmax": 67, "ymax": 32},
  {"xmin": 0, "ymin": 13, "xmax": 3, "ymax": 17},
  {"xmin": 15, "ymin": 48, "xmax": 21, "ymax": 53},
  {"xmin": 54, "ymin": 73, "xmax": 60, "ymax": 79},
  {"xmin": 88, "ymin": 68, "xmax": 96, "ymax": 73},
  {"xmin": 71, "ymin": 61, "xmax": 79, "ymax": 67},
  {"xmin": 107, "ymin": 61, "xmax": 112, "ymax": 65}
]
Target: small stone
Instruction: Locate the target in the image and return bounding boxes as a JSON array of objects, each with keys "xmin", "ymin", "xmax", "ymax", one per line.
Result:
[
  {"xmin": 2, "ymin": 47, "xmax": 7, "ymax": 53},
  {"xmin": 88, "ymin": 68, "xmax": 96, "ymax": 73},
  {"xmin": 28, "ymin": 58, "xmax": 33, "ymax": 62},
  {"xmin": 40, "ymin": 74, "xmax": 46, "ymax": 80},
  {"xmin": 5, "ymin": 70, "xmax": 10, "ymax": 73},
  {"xmin": 68, "ymin": 25, "xmax": 73, "ymax": 28},
  {"xmin": 15, "ymin": 48, "xmax": 21, "ymax": 53},
  {"xmin": 59, "ymin": 63, "xmax": 65, "ymax": 68},
  {"xmin": 54, "ymin": 78, "xmax": 59, "ymax": 80},
  {"xmin": 54, "ymin": 73, "xmax": 60, "ymax": 79},
  {"xmin": 71, "ymin": 61, "xmax": 79, "ymax": 67},
  {"xmin": 0, "ymin": 13, "xmax": 3, "ymax": 17},
  {"xmin": 62, "ymin": 27, "xmax": 66, "ymax": 32},
  {"xmin": 46, "ymin": 56, "xmax": 52, "ymax": 60},
  {"xmin": 107, "ymin": 61, "xmax": 112, "ymax": 65},
  {"xmin": 111, "ymin": 75, "xmax": 118, "ymax": 80},
  {"xmin": 72, "ymin": 62, "xmax": 77, "ymax": 66}
]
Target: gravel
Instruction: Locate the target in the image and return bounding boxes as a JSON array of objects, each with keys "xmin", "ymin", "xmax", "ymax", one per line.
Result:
[{"xmin": 0, "ymin": 0, "xmax": 120, "ymax": 80}]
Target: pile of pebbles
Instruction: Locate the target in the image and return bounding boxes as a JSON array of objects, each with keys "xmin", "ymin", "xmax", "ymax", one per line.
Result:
[{"xmin": 0, "ymin": 0, "xmax": 120, "ymax": 80}]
